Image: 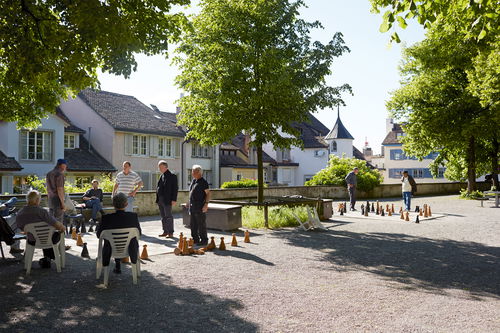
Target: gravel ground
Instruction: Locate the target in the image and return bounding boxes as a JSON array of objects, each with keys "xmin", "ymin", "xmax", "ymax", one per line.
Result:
[{"xmin": 1, "ymin": 195, "xmax": 499, "ymax": 332}]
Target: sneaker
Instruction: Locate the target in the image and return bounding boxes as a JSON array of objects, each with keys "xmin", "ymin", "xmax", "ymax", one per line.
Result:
[
  {"xmin": 39, "ymin": 257, "xmax": 51, "ymax": 269},
  {"xmin": 9, "ymin": 248, "xmax": 24, "ymax": 254}
]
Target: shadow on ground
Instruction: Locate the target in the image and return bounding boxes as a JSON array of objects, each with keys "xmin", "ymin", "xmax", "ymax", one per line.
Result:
[
  {"xmin": 0, "ymin": 253, "xmax": 258, "ymax": 332},
  {"xmin": 273, "ymin": 229, "xmax": 500, "ymax": 298}
]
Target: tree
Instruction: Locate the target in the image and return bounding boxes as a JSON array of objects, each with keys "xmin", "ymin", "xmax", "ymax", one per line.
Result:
[
  {"xmin": 305, "ymin": 155, "xmax": 382, "ymax": 192},
  {"xmin": 0, "ymin": 0, "xmax": 189, "ymax": 128},
  {"xmin": 387, "ymin": 22, "xmax": 499, "ymax": 192},
  {"xmin": 370, "ymin": 0, "xmax": 499, "ymax": 42},
  {"xmin": 175, "ymin": 0, "xmax": 351, "ymax": 202}
]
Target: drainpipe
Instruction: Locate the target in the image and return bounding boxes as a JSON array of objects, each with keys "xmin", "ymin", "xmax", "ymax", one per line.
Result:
[{"xmin": 181, "ymin": 139, "xmax": 185, "ymax": 190}]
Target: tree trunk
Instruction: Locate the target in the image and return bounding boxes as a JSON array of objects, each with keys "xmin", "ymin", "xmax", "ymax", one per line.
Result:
[
  {"xmin": 466, "ymin": 136, "xmax": 477, "ymax": 193},
  {"xmin": 491, "ymin": 137, "xmax": 499, "ymax": 189},
  {"xmin": 257, "ymin": 143, "xmax": 264, "ymax": 203}
]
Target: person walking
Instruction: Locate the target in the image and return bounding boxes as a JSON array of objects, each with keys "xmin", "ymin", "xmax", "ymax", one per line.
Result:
[
  {"xmin": 401, "ymin": 171, "xmax": 417, "ymax": 211},
  {"xmin": 188, "ymin": 165, "xmax": 210, "ymax": 245},
  {"xmin": 156, "ymin": 160, "xmax": 178, "ymax": 238},
  {"xmin": 46, "ymin": 159, "xmax": 67, "ymax": 223},
  {"xmin": 345, "ymin": 167, "xmax": 359, "ymax": 211},
  {"xmin": 113, "ymin": 161, "xmax": 143, "ymax": 213}
]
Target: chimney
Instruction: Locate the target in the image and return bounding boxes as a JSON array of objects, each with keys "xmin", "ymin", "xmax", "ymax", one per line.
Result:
[{"xmin": 386, "ymin": 118, "xmax": 394, "ymax": 133}]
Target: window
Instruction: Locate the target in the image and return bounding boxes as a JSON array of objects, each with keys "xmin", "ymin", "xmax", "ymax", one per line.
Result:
[
  {"xmin": 331, "ymin": 141, "xmax": 337, "ymax": 152},
  {"xmin": 137, "ymin": 171, "xmax": 151, "ymax": 190},
  {"xmin": 396, "ymin": 132, "xmax": 406, "ymax": 140},
  {"xmin": 282, "ymin": 168, "xmax": 291, "ymax": 183},
  {"xmin": 438, "ymin": 168, "xmax": 445, "ymax": 178},
  {"xmin": 304, "ymin": 175, "xmax": 313, "ymax": 183},
  {"xmin": 236, "ymin": 174, "xmax": 242, "ymax": 181},
  {"xmin": 20, "ymin": 130, "xmax": 52, "ymax": 161},
  {"xmin": 281, "ymin": 149, "xmax": 290, "ymax": 161},
  {"xmin": 158, "ymin": 137, "xmax": 173, "ymax": 158},
  {"xmin": 412, "ymin": 169, "xmax": 423, "ymax": 178},
  {"xmin": 64, "ymin": 134, "xmax": 78, "ymax": 149},
  {"xmin": 75, "ymin": 176, "xmax": 92, "ymax": 188},
  {"xmin": 132, "ymin": 135, "xmax": 148, "ymax": 156},
  {"xmin": 192, "ymin": 143, "xmax": 210, "ymax": 158}
]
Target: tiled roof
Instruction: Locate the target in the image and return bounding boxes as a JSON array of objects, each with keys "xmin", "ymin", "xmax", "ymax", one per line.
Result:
[
  {"xmin": 78, "ymin": 89, "xmax": 185, "ymax": 137},
  {"xmin": 220, "ymin": 143, "xmax": 239, "ymax": 150},
  {"xmin": 56, "ymin": 107, "xmax": 85, "ymax": 133},
  {"xmin": 65, "ymin": 135, "xmax": 117, "ymax": 172},
  {"xmin": 0, "ymin": 151, "xmax": 22, "ymax": 171},
  {"xmin": 382, "ymin": 123, "xmax": 404, "ymax": 145},
  {"xmin": 353, "ymin": 146, "xmax": 376, "ymax": 169},
  {"xmin": 325, "ymin": 116, "xmax": 354, "ymax": 140},
  {"xmin": 293, "ymin": 113, "xmax": 330, "ymax": 148},
  {"xmin": 220, "ymin": 154, "xmax": 257, "ymax": 168}
]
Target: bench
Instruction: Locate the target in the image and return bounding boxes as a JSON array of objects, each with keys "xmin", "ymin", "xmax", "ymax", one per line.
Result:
[{"xmin": 475, "ymin": 197, "xmax": 490, "ymax": 207}]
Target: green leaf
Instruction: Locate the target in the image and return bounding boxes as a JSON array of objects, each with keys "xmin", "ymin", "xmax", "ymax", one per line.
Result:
[
  {"xmin": 477, "ymin": 29, "xmax": 487, "ymax": 40},
  {"xmin": 380, "ymin": 21, "xmax": 391, "ymax": 33},
  {"xmin": 391, "ymin": 31, "xmax": 401, "ymax": 43},
  {"xmin": 397, "ymin": 16, "xmax": 408, "ymax": 29}
]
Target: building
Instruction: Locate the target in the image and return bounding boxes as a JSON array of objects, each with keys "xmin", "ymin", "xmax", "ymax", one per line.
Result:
[
  {"xmin": 59, "ymin": 89, "xmax": 219, "ymax": 190},
  {"xmin": 376, "ymin": 119, "xmax": 447, "ymax": 184},
  {"xmin": 0, "ymin": 109, "xmax": 115, "ymax": 194}
]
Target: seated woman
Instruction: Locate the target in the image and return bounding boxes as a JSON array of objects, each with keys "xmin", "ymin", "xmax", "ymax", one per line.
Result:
[
  {"xmin": 16, "ymin": 190, "xmax": 65, "ymax": 268},
  {"xmin": 96, "ymin": 192, "xmax": 141, "ymax": 274}
]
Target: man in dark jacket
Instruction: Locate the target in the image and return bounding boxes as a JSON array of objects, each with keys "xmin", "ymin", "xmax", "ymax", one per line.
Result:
[
  {"xmin": 82, "ymin": 179, "xmax": 105, "ymax": 223},
  {"xmin": 97, "ymin": 192, "xmax": 141, "ymax": 274},
  {"xmin": 345, "ymin": 167, "xmax": 359, "ymax": 211},
  {"xmin": 156, "ymin": 160, "xmax": 178, "ymax": 238}
]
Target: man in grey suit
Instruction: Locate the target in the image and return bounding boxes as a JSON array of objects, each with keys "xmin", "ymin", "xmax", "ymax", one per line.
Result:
[{"xmin": 345, "ymin": 167, "xmax": 359, "ymax": 211}]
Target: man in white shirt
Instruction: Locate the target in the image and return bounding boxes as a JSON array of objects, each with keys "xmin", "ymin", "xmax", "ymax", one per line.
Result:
[
  {"xmin": 401, "ymin": 170, "xmax": 417, "ymax": 211},
  {"xmin": 113, "ymin": 161, "xmax": 143, "ymax": 212}
]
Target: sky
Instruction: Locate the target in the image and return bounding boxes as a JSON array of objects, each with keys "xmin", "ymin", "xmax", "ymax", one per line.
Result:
[{"xmin": 98, "ymin": 0, "xmax": 425, "ymax": 155}]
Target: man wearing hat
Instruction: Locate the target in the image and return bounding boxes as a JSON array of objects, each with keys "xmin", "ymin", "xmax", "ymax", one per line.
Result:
[{"xmin": 46, "ymin": 159, "xmax": 67, "ymax": 223}]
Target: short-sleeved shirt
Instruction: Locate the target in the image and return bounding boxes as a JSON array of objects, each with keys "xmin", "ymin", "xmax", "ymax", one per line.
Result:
[
  {"xmin": 83, "ymin": 188, "xmax": 104, "ymax": 202},
  {"xmin": 189, "ymin": 177, "xmax": 209, "ymax": 212},
  {"xmin": 46, "ymin": 167, "xmax": 65, "ymax": 198},
  {"xmin": 16, "ymin": 205, "xmax": 58, "ymax": 242},
  {"xmin": 115, "ymin": 171, "xmax": 142, "ymax": 195}
]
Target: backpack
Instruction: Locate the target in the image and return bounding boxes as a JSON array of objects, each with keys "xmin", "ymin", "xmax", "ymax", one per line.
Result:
[{"xmin": 0, "ymin": 215, "xmax": 15, "ymax": 245}]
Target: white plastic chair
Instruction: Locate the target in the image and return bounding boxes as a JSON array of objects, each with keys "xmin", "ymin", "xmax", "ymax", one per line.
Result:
[
  {"xmin": 96, "ymin": 228, "xmax": 141, "ymax": 287},
  {"xmin": 23, "ymin": 222, "xmax": 65, "ymax": 275}
]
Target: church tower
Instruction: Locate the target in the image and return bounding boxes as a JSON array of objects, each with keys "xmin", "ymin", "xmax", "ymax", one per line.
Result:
[{"xmin": 324, "ymin": 106, "xmax": 354, "ymax": 158}]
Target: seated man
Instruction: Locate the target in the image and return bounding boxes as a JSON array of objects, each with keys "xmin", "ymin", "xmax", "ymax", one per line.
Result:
[
  {"xmin": 1, "ymin": 213, "xmax": 23, "ymax": 254},
  {"xmin": 16, "ymin": 190, "xmax": 65, "ymax": 268},
  {"xmin": 96, "ymin": 192, "xmax": 141, "ymax": 274},
  {"xmin": 82, "ymin": 179, "xmax": 105, "ymax": 223},
  {"xmin": 0, "ymin": 197, "xmax": 18, "ymax": 216}
]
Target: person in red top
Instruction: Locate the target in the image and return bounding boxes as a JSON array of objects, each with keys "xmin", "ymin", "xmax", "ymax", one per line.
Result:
[{"xmin": 46, "ymin": 159, "xmax": 67, "ymax": 223}]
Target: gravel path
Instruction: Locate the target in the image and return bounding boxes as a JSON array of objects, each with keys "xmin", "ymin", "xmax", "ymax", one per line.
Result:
[{"xmin": 1, "ymin": 195, "xmax": 499, "ymax": 332}]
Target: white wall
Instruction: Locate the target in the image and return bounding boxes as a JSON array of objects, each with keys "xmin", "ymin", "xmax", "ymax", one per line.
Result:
[
  {"xmin": 182, "ymin": 143, "xmax": 219, "ymax": 189},
  {"xmin": 291, "ymin": 147, "xmax": 329, "ymax": 185},
  {"xmin": 327, "ymin": 138, "xmax": 353, "ymax": 159},
  {"xmin": 59, "ymin": 96, "xmax": 115, "ymax": 164}
]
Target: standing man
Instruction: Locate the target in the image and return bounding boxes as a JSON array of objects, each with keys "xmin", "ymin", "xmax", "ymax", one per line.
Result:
[
  {"xmin": 156, "ymin": 160, "xmax": 178, "ymax": 238},
  {"xmin": 345, "ymin": 167, "xmax": 359, "ymax": 211},
  {"xmin": 82, "ymin": 179, "xmax": 105, "ymax": 223},
  {"xmin": 46, "ymin": 159, "xmax": 67, "ymax": 223},
  {"xmin": 113, "ymin": 161, "xmax": 143, "ymax": 213},
  {"xmin": 188, "ymin": 165, "xmax": 210, "ymax": 245},
  {"xmin": 401, "ymin": 171, "xmax": 417, "ymax": 211}
]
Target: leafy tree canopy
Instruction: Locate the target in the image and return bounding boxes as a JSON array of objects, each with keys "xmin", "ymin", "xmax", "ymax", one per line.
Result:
[
  {"xmin": 0, "ymin": 0, "xmax": 189, "ymax": 128},
  {"xmin": 305, "ymin": 155, "xmax": 382, "ymax": 192}
]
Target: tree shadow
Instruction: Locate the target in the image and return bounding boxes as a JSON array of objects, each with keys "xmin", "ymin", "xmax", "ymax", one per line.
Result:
[
  {"xmin": 0, "ymin": 253, "xmax": 258, "ymax": 332},
  {"xmin": 273, "ymin": 230, "xmax": 500, "ymax": 299},
  {"xmin": 213, "ymin": 249, "xmax": 274, "ymax": 266}
]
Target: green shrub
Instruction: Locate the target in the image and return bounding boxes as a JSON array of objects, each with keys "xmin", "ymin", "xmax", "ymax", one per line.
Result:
[
  {"xmin": 304, "ymin": 155, "xmax": 382, "ymax": 192},
  {"xmin": 221, "ymin": 178, "xmax": 267, "ymax": 189},
  {"xmin": 459, "ymin": 188, "xmax": 484, "ymax": 199},
  {"xmin": 242, "ymin": 205, "xmax": 308, "ymax": 229},
  {"xmin": 26, "ymin": 174, "xmax": 115, "ymax": 194}
]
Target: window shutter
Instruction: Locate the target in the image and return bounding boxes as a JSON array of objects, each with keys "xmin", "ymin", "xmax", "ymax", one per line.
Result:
[
  {"xmin": 75, "ymin": 134, "xmax": 80, "ymax": 149},
  {"xmin": 174, "ymin": 139, "xmax": 181, "ymax": 158},
  {"xmin": 20, "ymin": 131, "xmax": 28, "ymax": 160},
  {"xmin": 276, "ymin": 148, "xmax": 282, "ymax": 162},
  {"xmin": 124, "ymin": 134, "xmax": 132, "ymax": 155},
  {"xmin": 150, "ymin": 136, "xmax": 158, "ymax": 157}
]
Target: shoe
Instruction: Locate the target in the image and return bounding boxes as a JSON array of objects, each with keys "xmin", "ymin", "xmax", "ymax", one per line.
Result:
[
  {"xmin": 65, "ymin": 245, "xmax": 72, "ymax": 251},
  {"xmin": 9, "ymin": 248, "xmax": 24, "ymax": 254},
  {"xmin": 167, "ymin": 233, "xmax": 174, "ymax": 238},
  {"xmin": 350, "ymin": 208, "xmax": 357, "ymax": 211},
  {"xmin": 39, "ymin": 257, "xmax": 51, "ymax": 269},
  {"xmin": 158, "ymin": 232, "xmax": 169, "ymax": 237},
  {"xmin": 198, "ymin": 240, "xmax": 208, "ymax": 246}
]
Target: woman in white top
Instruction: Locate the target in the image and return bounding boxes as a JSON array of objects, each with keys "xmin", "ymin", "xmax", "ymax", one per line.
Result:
[{"xmin": 401, "ymin": 171, "xmax": 417, "ymax": 211}]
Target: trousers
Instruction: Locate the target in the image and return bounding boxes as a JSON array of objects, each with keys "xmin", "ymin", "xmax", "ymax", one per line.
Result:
[{"xmin": 158, "ymin": 202, "xmax": 173, "ymax": 234}]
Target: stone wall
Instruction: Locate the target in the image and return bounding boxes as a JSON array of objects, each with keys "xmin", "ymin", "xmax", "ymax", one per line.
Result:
[{"xmin": 2, "ymin": 181, "xmax": 490, "ymax": 216}]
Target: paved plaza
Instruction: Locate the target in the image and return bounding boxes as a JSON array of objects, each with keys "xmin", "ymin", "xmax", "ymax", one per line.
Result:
[{"xmin": 1, "ymin": 195, "xmax": 499, "ymax": 332}]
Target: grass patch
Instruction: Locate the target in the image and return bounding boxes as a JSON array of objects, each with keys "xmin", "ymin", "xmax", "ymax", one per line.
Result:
[
  {"xmin": 242, "ymin": 205, "xmax": 310, "ymax": 229},
  {"xmin": 459, "ymin": 189, "xmax": 484, "ymax": 200}
]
